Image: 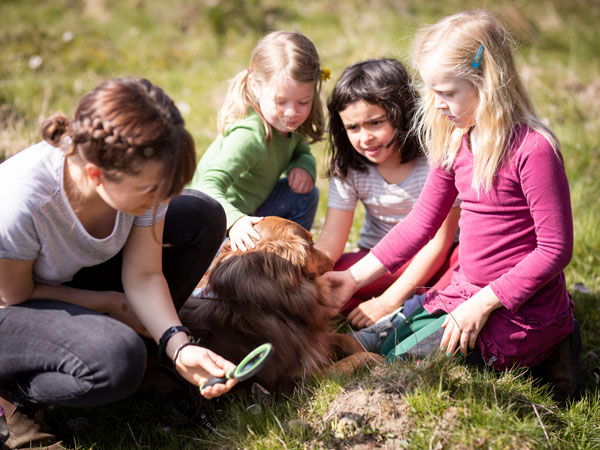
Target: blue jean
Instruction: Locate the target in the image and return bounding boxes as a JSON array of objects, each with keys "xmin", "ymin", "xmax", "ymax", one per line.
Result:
[
  {"xmin": 350, "ymin": 294, "xmax": 427, "ymax": 352},
  {"xmin": 0, "ymin": 191, "xmax": 226, "ymax": 409},
  {"xmin": 254, "ymin": 177, "xmax": 319, "ymax": 231}
]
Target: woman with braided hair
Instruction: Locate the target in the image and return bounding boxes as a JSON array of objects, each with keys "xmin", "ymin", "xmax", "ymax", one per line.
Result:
[{"xmin": 0, "ymin": 78, "xmax": 236, "ymax": 449}]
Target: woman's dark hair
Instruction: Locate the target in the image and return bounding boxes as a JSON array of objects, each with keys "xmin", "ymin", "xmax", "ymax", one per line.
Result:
[
  {"xmin": 41, "ymin": 77, "xmax": 196, "ymax": 200},
  {"xmin": 327, "ymin": 58, "xmax": 422, "ymax": 178}
]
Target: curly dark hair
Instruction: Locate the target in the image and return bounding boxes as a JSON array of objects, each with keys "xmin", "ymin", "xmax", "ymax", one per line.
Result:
[
  {"xmin": 327, "ymin": 58, "xmax": 422, "ymax": 179},
  {"xmin": 40, "ymin": 77, "xmax": 196, "ymax": 201}
]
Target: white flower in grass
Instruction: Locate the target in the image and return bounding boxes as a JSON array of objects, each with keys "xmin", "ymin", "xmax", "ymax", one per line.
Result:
[
  {"xmin": 62, "ymin": 31, "xmax": 74, "ymax": 42},
  {"xmin": 28, "ymin": 55, "xmax": 43, "ymax": 70}
]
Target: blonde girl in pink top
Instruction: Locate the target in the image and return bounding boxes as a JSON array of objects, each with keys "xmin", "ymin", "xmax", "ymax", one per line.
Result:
[{"xmin": 325, "ymin": 10, "xmax": 578, "ymax": 399}]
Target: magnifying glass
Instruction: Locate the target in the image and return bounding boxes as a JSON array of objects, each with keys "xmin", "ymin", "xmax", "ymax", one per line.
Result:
[{"xmin": 200, "ymin": 343, "xmax": 274, "ymax": 391}]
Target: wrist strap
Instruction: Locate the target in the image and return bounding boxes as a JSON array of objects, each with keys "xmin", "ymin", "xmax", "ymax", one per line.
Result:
[{"xmin": 158, "ymin": 325, "xmax": 190, "ymax": 361}]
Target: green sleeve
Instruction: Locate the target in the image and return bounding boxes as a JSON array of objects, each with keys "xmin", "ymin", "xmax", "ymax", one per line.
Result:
[
  {"xmin": 286, "ymin": 138, "xmax": 316, "ymax": 181},
  {"xmin": 188, "ymin": 125, "xmax": 265, "ymax": 228}
]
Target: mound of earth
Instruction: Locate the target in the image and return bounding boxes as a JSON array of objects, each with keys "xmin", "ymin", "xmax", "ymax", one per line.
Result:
[{"xmin": 310, "ymin": 365, "xmax": 416, "ymax": 449}]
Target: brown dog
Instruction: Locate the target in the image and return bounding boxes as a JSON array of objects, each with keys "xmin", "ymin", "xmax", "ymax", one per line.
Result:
[{"xmin": 179, "ymin": 216, "xmax": 380, "ymax": 391}]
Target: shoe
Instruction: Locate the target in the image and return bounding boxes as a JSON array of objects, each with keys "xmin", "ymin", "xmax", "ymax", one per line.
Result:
[
  {"xmin": 0, "ymin": 388, "xmax": 64, "ymax": 449},
  {"xmin": 530, "ymin": 319, "xmax": 582, "ymax": 403},
  {"xmin": 0, "ymin": 406, "xmax": 8, "ymax": 447}
]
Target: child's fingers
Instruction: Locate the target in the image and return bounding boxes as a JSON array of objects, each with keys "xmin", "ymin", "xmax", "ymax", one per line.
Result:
[
  {"xmin": 247, "ymin": 231, "xmax": 260, "ymax": 242},
  {"xmin": 233, "ymin": 237, "xmax": 247, "ymax": 252},
  {"xmin": 459, "ymin": 330, "xmax": 470, "ymax": 355},
  {"xmin": 248, "ymin": 216, "xmax": 265, "ymax": 226},
  {"xmin": 440, "ymin": 324, "xmax": 448, "ymax": 347},
  {"xmin": 468, "ymin": 330, "xmax": 478, "ymax": 350},
  {"xmin": 359, "ymin": 316, "xmax": 374, "ymax": 328},
  {"xmin": 290, "ymin": 180, "xmax": 309, "ymax": 194},
  {"xmin": 351, "ymin": 312, "xmax": 369, "ymax": 329},
  {"xmin": 242, "ymin": 235, "xmax": 256, "ymax": 250},
  {"xmin": 298, "ymin": 179, "xmax": 312, "ymax": 193},
  {"xmin": 441, "ymin": 315, "xmax": 450, "ymax": 328},
  {"xmin": 445, "ymin": 324, "xmax": 462, "ymax": 355},
  {"xmin": 440, "ymin": 324, "xmax": 452, "ymax": 350},
  {"xmin": 347, "ymin": 308, "xmax": 358, "ymax": 323}
]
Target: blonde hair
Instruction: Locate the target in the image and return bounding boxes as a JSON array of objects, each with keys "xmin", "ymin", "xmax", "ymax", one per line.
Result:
[
  {"xmin": 413, "ymin": 9, "xmax": 558, "ymax": 191},
  {"xmin": 217, "ymin": 30, "xmax": 325, "ymax": 145}
]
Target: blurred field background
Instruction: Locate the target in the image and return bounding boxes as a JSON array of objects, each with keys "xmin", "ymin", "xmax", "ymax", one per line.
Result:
[{"xmin": 1, "ymin": 0, "xmax": 599, "ymax": 448}]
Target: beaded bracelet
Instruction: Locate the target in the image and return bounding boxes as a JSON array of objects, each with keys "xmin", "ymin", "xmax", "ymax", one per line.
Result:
[
  {"xmin": 172, "ymin": 342, "xmax": 198, "ymax": 365},
  {"xmin": 158, "ymin": 325, "xmax": 190, "ymax": 362}
]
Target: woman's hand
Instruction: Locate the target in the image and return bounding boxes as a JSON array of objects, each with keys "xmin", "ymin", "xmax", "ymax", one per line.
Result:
[
  {"xmin": 347, "ymin": 296, "xmax": 395, "ymax": 329},
  {"xmin": 440, "ymin": 285, "xmax": 503, "ymax": 356},
  {"xmin": 229, "ymin": 216, "xmax": 264, "ymax": 252},
  {"xmin": 288, "ymin": 167, "xmax": 314, "ymax": 194},
  {"xmin": 174, "ymin": 345, "xmax": 238, "ymax": 399}
]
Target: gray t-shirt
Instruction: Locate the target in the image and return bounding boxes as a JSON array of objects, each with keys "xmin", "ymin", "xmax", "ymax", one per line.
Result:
[
  {"xmin": 0, "ymin": 141, "xmax": 167, "ymax": 285},
  {"xmin": 328, "ymin": 156, "xmax": 459, "ymax": 249}
]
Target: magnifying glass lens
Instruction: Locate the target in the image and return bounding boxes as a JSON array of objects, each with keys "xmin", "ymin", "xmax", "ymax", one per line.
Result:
[{"xmin": 234, "ymin": 343, "xmax": 273, "ymax": 381}]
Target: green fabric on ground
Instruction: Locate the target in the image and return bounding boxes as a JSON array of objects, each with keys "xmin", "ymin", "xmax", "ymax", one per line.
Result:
[{"xmin": 380, "ymin": 306, "xmax": 446, "ymax": 359}]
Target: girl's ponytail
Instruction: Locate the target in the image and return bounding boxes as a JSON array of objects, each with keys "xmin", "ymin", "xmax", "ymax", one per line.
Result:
[
  {"xmin": 218, "ymin": 31, "xmax": 324, "ymax": 145},
  {"xmin": 217, "ymin": 69, "xmax": 264, "ymax": 138},
  {"xmin": 40, "ymin": 113, "xmax": 70, "ymax": 147}
]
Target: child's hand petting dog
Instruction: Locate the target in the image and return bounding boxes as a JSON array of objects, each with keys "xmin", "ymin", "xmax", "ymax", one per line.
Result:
[
  {"xmin": 322, "ymin": 269, "xmax": 358, "ymax": 315},
  {"xmin": 229, "ymin": 215, "xmax": 264, "ymax": 252}
]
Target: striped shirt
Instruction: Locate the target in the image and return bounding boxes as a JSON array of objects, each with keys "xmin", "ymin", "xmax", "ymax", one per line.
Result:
[
  {"xmin": 327, "ymin": 156, "xmax": 431, "ymax": 249},
  {"xmin": 0, "ymin": 141, "xmax": 167, "ymax": 285}
]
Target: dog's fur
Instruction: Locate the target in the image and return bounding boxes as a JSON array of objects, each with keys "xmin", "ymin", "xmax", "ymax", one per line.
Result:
[{"xmin": 179, "ymin": 216, "xmax": 377, "ymax": 391}]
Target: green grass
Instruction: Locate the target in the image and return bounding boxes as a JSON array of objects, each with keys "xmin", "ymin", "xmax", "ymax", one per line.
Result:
[{"xmin": 2, "ymin": 0, "xmax": 599, "ymax": 448}]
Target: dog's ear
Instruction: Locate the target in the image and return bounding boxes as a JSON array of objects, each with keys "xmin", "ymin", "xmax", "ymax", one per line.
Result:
[
  {"xmin": 305, "ymin": 245, "xmax": 334, "ymax": 277},
  {"xmin": 262, "ymin": 236, "xmax": 308, "ymax": 269},
  {"xmin": 258, "ymin": 217, "xmax": 333, "ymax": 278}
]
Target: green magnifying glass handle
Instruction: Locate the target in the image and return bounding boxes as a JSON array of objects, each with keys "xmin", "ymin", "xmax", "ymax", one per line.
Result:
[{"xmin": 201, "ymin": 370, "xmax": 234, "ymax": 389}]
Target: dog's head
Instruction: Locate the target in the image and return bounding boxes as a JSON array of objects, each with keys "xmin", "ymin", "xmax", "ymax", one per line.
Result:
[
  {"xmin": 181, "ymin": 217, "xmax": 336, "ymax": 391},
  {"xmin": 208, "ymin": 217, "xmax": 333, "ymax": 330},
  {"xmin": 217, "ymin": 216, "xmax": 333, "ymax": 278}
]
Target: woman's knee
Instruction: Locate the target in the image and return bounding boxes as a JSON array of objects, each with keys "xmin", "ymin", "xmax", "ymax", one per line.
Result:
[
  {"xmin": 165, "ymin": 190, "xmax": 226, "ymax": 246},
  {"xmin": 88, "ymin": 324, "xmax": 147, "ymax": 402}
]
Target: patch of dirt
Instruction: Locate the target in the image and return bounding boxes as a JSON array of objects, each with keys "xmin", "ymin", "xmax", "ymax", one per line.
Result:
[{"xmin": 313, "ymin": 365, "xmax": 415, "ymax": 449}]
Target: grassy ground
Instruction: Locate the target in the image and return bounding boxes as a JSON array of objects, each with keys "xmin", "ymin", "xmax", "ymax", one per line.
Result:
[{"xmin": 2, "ymin": 0, "xmax": 599, "ymax": 448}]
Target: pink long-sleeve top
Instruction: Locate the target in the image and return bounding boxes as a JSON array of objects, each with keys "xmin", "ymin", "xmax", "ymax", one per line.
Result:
[{"xmin": 372, "ymin": 125, "xmax": 574, "ymax": 369}]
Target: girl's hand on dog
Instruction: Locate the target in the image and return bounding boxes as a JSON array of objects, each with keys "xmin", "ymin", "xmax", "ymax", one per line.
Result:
[
  {"xmin": 322, "ymin": 269, "xmax": 358, "ymax": 315},
  {"xmin": 229, "ymin": 216, "xmax": 264, "ymax": 252},
  {"xmin": 175, "ymin": 345, "xmax": 238, "ymax": 399}
]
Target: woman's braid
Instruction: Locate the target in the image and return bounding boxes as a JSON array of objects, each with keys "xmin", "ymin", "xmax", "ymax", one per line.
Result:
[{"xmin": 40, "ymin": 77, "xmax": 196, "ymax": 197}]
